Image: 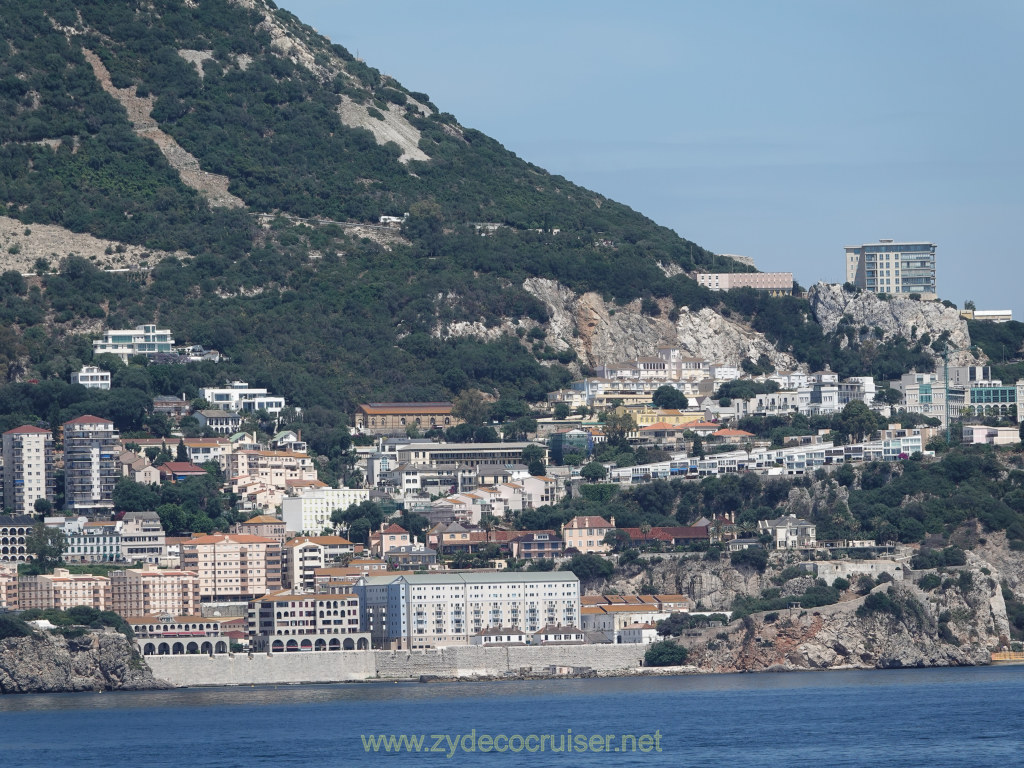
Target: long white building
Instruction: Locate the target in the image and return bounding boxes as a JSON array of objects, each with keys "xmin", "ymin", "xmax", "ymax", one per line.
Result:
[{"xmin": 353, "ymin": 572, "xmax": 581, "ymax": 650}]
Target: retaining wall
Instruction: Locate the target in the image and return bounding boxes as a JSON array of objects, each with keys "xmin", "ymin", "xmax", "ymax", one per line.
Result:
[{"xmin": 146, "ymin": 644, "xmax": 646, "ymax": 688}]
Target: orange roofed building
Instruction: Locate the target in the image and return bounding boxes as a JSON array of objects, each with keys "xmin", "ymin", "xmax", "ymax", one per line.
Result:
[
  {"xmin": 354, "ymin": 402, "xmax": 461, "ymax": 436},
  {"xmin": 180, "ymin": 534, "xmax": 282, "ymax": 601}
]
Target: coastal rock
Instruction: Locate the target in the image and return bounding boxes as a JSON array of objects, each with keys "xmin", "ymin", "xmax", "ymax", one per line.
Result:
[
  {"xmin": 0, "ymin": 630, "xmax": 166, "ymax": 694},
  {"xmin": 806, "ymin": 283, "xmax": 976, "ymax": 364}
]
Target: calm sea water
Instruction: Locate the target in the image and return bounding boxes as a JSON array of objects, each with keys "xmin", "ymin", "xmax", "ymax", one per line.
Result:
[{"xmin": 2, "ymin": 667, "xmax": 1022, "ymax": 767}]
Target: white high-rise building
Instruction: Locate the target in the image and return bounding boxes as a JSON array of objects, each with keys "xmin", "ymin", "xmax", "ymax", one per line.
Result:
[
  {"xmin": 63, "ymin": 415, "xmax": 119, "ymax": 513},
  {"xmin": 845, "ymin": 239, "xmax": 936, "ymax": 297},
  {"xmin": 2, "ymin": 425, "xmax": 56, "ymax": 516}
]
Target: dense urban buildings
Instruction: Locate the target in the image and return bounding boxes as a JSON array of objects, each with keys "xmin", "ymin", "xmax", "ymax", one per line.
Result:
[{"xmin": 844, "ymin": 239, "xmax": 937, "ymax": 297}]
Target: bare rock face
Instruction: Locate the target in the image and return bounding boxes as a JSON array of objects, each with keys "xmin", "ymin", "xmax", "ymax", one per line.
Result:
[
  {"xmin": 523, "ymin": 278, "xmax": 796, "ymax": 369},
  {"xmin": 807, "ymin": 283, "xmax": 976, "ymax": 363},
  {"xmin": 0, "ymin": 630, "xmax": 167, "ymax": 694},
  {"xmin": 690, "ymin": 579, "xmax": 997, "ymax": 673}
]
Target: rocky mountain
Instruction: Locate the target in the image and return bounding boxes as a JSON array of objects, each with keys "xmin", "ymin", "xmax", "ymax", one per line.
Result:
[
  {"xmin": 0, "ymin": 629, "xmax": 166, "ymax": 694},
  {"xmin": 0, "ymin": 0, "xmax": 1000, "ymax": 417}
]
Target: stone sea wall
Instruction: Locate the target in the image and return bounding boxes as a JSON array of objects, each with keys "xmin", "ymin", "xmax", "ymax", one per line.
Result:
[{"xmin": 146, "ymin": 644, "xmax": 646, "ymax": 688}]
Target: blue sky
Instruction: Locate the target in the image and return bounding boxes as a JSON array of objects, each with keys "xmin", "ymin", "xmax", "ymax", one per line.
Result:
[{"xmin": 280, "ymin": 0, "xmax": 1024, "ymax": 324}]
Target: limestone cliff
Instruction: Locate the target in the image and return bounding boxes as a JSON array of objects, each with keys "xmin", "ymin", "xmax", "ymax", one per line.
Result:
[
  {"xmin": 0, "ymin": 629, "xmax": 166, "ymax": 694},
  {"xmin": 807, "ymin": 283, "xmax": 977, "ymax": 364},
  {"xmin": 521, "ymin": 277, "xmax": 797, "ymax": 370}
]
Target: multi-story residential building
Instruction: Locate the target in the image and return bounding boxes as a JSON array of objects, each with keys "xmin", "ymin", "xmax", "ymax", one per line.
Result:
[
  {"xmin": 63, "ymin": 415, "xmax": 118, "ymax": 513},
  {"xmin": 369, "ymin": 523, "xmax": 411, "ymax": 558},
  {"xmin": 965, "ymin": 382, "xmax": 1020, "ymax": 420},
  {"xmin": 0, "ymin": 514, "xmax": 34, "ymax": 562},
  {"xmin": 194, "ymin": 410, "xmax": 245, "ymax": 435},
  {"xmin": 110, "ymin": 563, "xmax": 200, "ymax": 618},
  {"xmin": 758, "ymin": 514, "xmax": 817, "ymax": 549},
  {"xmin": 561, "ymin": 516, "xmax": 614, "ymax": 554},
  {"xmin": 2, "ymin": 425, "xmax": 55, "ymax": 516},
  {"xmin": 65, "ymin": 520, "xmax": 122, "ymax": 563},
  {"xmin": 71, "ymin": 365, "xmax": 111, "ymax": 390},
  {"xmin": 282, "ymin": 535, "xmax": 355, "ymax": 590},
  {"xmin": 510, "ymin": 530, "xmax": 563, "ymax": 560},
  {"xmin": 18, "ymin": 568, "xmax": 111, "ymax": 611},
  {"xmin": 697, "ymin": 272, "xmax": 793, "ymax": 296},
  {"xmin": 385, "ymin": 544, "xmax": 437, "ymax": 569},
  {"xmin": 354, "ymin": 571, "xmax": 581, "ymax": 649},
  {"xmin": 548, "ymin": 429, "xmax": 594, "ymax": 464},
  {"xmin": 353, "ymin": 402, "xmax": 460, "ymax": 435},
  {"xmin": 125, "ymin": 437, "xmax": 233, "ymax": 466},
  {"xmin": 93, "ymin": 324, "xmax": 174, "ymax": 362},
  {"xmin": 232, "ymin": 515, "xmax": 288, "ymax": 546},
  {"xmin": 390, "ymin": 441, "xmax": 539, "ymax": 472},
  {"xmin": 179, "ymin": 534, "xmax": 282, "ymax": 601},
  {"xmin": 845, "ymin": 239, "xmax": 937, "ymax": 297},
  {"xmin": 248, "ymin": 590, "xmax": 368, "ymax": 652},
  {"xmin": 120, "ymin": 511, "xmax": 166, "ymax": 564},
  {"xmin": 0, "ymin": 561, "xmax": 18, "ymax": 608},
  {"xmin": 280, "ymin": 486, "xmax": 371, "ymax": 535},
  {"xmin": 200, "ymin": 381, "xmax": 286, "ymax": 414},
  {"xmin": 222, "ymin": 450, "xmax": 317, "ymax": 490}
]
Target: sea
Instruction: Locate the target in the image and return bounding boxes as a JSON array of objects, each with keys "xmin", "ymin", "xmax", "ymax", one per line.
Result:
[{"xmin": 2, "ymin": 666, "xmax": 1022, "ymax": 767}]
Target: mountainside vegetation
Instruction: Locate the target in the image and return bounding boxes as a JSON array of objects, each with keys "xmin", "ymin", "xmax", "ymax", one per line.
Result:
[{"xmin": 0, "ymin": 0, "xmax": 1018, "ymax": 445}]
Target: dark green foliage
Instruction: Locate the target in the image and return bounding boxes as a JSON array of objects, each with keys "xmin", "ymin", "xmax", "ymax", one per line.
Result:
[
  {"xmin": 832, "ymin": 577, "xmax": 851, "ymax": 591},
  {"xmin": 651, "ymin": 385, "xmax": 688, "ymax": 410},
  {"xmin": 1002, "ymin": 584, "xmax": 1024, "ymax": 640},
  {"xmin": 731, "ymin": 582, "xmax": 840, "ymax": 619},
  {"xmin": 656, "ymin": 612, "xmax": 729, "ymax": 637},
  {"xmin": 18, "ymin": 606, "xmax": 134, "ymax": 638},
  {"xmin": 560, "ymin": 553, "xmax": 614, "ymax": 582},
  {"xmin": 730, "ymin": 547, "xmax": 768, "ymax": 572},
  {"xmin": 856, "ymin": 590, "xmax": 904, "ymax": 620},
  {"xmin": 911, "ymin": 546, "xmax": 967, "ymax": 570},
  {"xmin": 0, "ymin": 614, "xmax": 33, "ymax": 640},
  {"xmin": 918, "ymin": 573, "xmax": 942, "ymax": 591},
  {"xmin": 644, "ymin": 640, "xmax": 688, "ymax": 667}
]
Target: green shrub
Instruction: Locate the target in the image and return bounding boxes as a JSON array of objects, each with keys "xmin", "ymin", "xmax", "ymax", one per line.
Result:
[
  {"xmin": 832, "ymin": 577, "xmax": 851, "ymax": 591},
  {"xmin": 730, "ymin": 547, "xmax": 769, "ymax": 573},
  {"xmin": 644, "ymin": 641, "xmax": 689, "ymax": 667},
  {"xmin": 919, "ymin": 573, "xmax": 942, "ymax": 591}
]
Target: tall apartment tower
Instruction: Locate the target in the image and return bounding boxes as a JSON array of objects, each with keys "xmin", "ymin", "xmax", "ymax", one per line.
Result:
[
  {"xmin": 2, "ymin": 426, "xmax": 56, "ymax": 516},
  {"xmin": 844, "ymin": 239, "xmax": 936, "ymax": 298},
  {"xmin": 63, "ymin": 415, "xmax": 119, "ymax": 513}
]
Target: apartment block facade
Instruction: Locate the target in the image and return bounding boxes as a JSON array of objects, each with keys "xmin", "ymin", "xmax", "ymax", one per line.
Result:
[
  {"xmin": 110, "ymin": 563, "xmax": 200, "ymax": 618},
  {"xmin": 2, "ymin": 425, "xmax": 55, "ymax": 516},
  {"xmin": 18, "ymin": 568, "xmax": 111, "ymax": 611},
  {"xmin": 354, "ymin": 572, "xmax": 581, "ymax": 650},
  {"xmin": 63, "ymin": 415, "xmax": 118, "ymax": 513},
  {"xmin": 845, "ymin": 239, "xmax": 937, "ymax": 297},
  {"xmin": 180, "ymin": 534, "xmax": 282, "ymax": 601}
]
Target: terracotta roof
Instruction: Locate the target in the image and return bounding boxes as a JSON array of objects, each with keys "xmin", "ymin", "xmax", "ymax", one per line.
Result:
[
  {"xmin": 181, "ymin": 534, "xmax": 274, "ymax": 546},
  {"xmin": 3, "ymin": 425, "xmax": 50, "ymax": 435},
  {"xmin": 285, "ymin": 535, "xmax": 353, "ymax": 548},
  {"xmin": 158, "ymin": 462, "xmax": 207, "ymax": 473},
  {"xmin": 564, "ymin": 516, "xmax": 612, "ymax": 529},
  {"xmin": 379, "ymin": 524, "xmax": 408, "ymax": 535},
  {"xmin": 713, "ymin": 428, "xmax": 755, "ymax": 437},
  {"xmin": 239, "ymin": 515, "xmax": 283, "ymax": 525},
  {"xmin": 358, "ymin": 402, "xmax": 453, "ymax": 415},
  {"xmin": 64, "ymin": 415, "xmax": 113, "ymax": 426}
]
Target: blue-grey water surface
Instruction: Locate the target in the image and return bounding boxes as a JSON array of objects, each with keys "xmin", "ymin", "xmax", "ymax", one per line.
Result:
[{"xmin": 2, "ymin": 666, "xmax": 1022, "ymax": 766}]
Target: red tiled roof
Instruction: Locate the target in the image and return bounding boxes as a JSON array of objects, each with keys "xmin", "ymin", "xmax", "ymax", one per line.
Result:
[
  {"xmin": 64, "ymin": 415, "xmax": 113, "ymax": 425},
  {"xmin": 3, "ymin": 425, "xmax": 50, "ymax": 435}
]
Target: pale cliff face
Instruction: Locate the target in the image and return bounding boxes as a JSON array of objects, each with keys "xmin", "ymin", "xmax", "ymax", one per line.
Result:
[{"xmin": 807, "ymin": 283, "xmax": 977, "ymax": 365}]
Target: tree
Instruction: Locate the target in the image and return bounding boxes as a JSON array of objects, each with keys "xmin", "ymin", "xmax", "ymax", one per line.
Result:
[
  {"xmin": 601, "ymin": 411, "xmax": 637, "ymax": 448},
  {"xmin": 452, "ymin": 389, "xmax": 490, "ymax": 427},
  {"xmin": 175, "ymin": 438, "xmax": 189, "ymax": 463},
  {"xmin": 26, "ymin": 522, "xmax": 66, "ymax": 572},
  {"xmin": 652, "ymin": 385, "xmax": 689, "ymax": 411},
  {"xmin": 33, "ymin": 498, "xmax": 53, "ymax": 515},
  {"xmin": 580, "ymin": 461, "xmax": 607, "ymax": 482},
  {"xmin": 560, "ymin": 553, "xmax": 614, "ymax": 582},
  {"xmin": 553, "ymin": 403, "xmax": 570, "ymax": 420},
  {"xmin": 113, "ymin": 477, "xmax": 161, "ymax": 512},
  {"xmin": 837, "ymin": 400, "xmax": 880, "ymax": 443},
  {"xmin": 644, "ymin": 641, "xmax": 688, "ymax": 667},
  {"xmin": 964, "ymin": 299, "xmax": 976, "ymax": 311},
  {"xmin": 692, "ymin": 436, "xmax": 705, "ymax": 459}
]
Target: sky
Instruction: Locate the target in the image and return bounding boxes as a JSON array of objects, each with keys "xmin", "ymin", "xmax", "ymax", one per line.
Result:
[{"xmin": 280, "ymin": 0, "xmax": 1024, "ymax": 321}]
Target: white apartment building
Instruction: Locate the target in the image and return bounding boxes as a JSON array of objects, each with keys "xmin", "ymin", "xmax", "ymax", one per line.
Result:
[
  {"xmin": 200, "ymin": 381, "xmax": 286, "ymax": 414},
  {"xmin": 282, "ymin": 535, "xmax": 355, "ymax": 590},
  {"xmin": 280, "ymin": 487, "xmax": 371, "ymax": 534},
  {"xmin": 354, "ymin": 571, "xmax": 581, "ymax": 650},
  {"xmin": 247, "ymin": 591, "xmax": 369, "ymax": 652},
  {"xmin": 2, "ymin": 425, "xmax": 55, "ymax": 516},
  {"xmin": 222, "ymin": 450, "xmax": 317, "ymax": 490},
  {"xmin": 119, "ymin": 510, "xmax": 166, "ymax": 564},
  {"xmin": 93, "ymin": 324, "xmax": 174, "ymax": 362},
  {"xmin": 72, "ymin": 365, "xmax": 111, "ymax": 390}
]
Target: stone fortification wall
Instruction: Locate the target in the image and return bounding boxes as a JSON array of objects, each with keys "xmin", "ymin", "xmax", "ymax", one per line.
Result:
[{"xmin": 146, "ymin": 644, "xmax": 646, "ymax": 688}]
